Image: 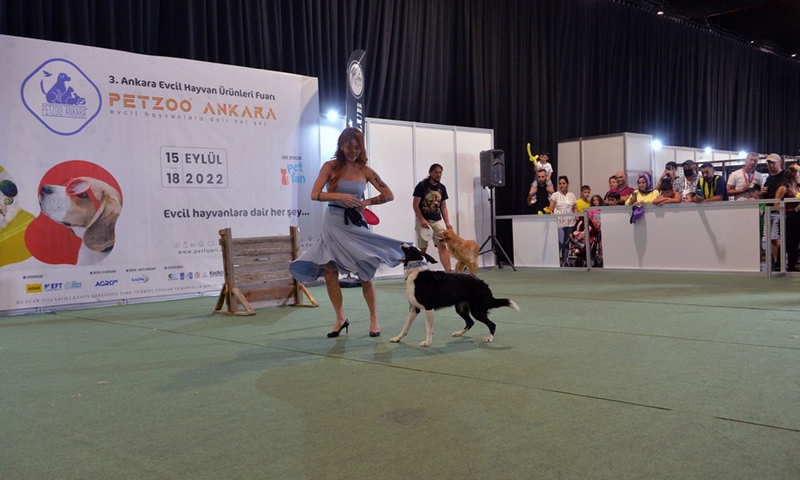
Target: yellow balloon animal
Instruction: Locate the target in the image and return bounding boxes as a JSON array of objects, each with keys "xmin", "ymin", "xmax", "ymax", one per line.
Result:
[{"xmin": 527, "ymin": 143, "xmax": 539, "ymax": 168}]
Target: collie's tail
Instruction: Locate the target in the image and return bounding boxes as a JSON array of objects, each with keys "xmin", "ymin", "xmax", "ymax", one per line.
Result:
[{"xmin": 491, "ymin": 298, "xmax": 520, "ymax": 311}]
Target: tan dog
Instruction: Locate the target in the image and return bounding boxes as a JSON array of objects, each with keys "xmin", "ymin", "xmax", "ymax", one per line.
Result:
[
  {"xmin": 39, "ymin": 177, "xmax": 123, "ymax": 265},
  {"xmin": 439, "ymin": 228, "xmax": 479, "ymax": 275}
]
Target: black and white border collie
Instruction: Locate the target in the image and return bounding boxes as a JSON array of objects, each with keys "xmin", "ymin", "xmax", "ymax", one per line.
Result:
[{"xmin": 390, "ymin": 244, "xmax": 519, "ymax": 347}]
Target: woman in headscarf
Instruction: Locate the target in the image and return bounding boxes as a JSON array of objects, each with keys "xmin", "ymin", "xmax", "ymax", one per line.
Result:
[{"xmin": 625, "ymin": 172, "xmax": 660, "ymax": 206}]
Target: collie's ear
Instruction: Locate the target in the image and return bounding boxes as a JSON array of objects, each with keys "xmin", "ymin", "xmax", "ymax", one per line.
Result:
[{"xmin": 424, "ymin": 252, "xmax": 438, "ymax": 264}]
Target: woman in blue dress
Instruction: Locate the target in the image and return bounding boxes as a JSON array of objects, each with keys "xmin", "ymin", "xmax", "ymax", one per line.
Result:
[{"xmin": 290, "ymin": 127, "xmax": 403, "ymax": 338}]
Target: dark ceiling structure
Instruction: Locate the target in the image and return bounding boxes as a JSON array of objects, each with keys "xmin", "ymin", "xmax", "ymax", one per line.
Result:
[{"xmin": 621, "ymin": 0, "xmax": 800, "ymax": 60}]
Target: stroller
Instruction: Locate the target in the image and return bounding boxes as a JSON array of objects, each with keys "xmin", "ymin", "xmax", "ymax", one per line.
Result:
[{"xmin": 567, "ymin": 212, "xmax": 602, "ymax": 267}]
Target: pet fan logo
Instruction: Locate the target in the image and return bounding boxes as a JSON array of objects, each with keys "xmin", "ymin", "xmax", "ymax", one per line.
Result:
[
  {"xmin": 20, "ymin": 58, "xmax": 102, "ymax": 136},
  {"xmin": 280, "ymin": 158, "xmax": 306, "ymax": 185}
]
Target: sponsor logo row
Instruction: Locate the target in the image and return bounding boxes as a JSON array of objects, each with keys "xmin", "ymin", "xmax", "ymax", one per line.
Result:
[{"xmin": 24, "ymin": 270, "xmax": 223, "ymax": 294}]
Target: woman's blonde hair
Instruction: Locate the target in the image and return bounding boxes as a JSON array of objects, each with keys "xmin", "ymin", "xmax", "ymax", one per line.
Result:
[{"xmin": 328, "ymin": 127, "xmax": 367, "ymax": 192}]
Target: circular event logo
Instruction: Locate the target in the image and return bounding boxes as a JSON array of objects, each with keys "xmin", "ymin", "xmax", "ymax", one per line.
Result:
[
  {"xmin": 20, "ymin": 58, "xmax": 102, "ymax": 136},
  {"xmin": 348, "ymin": 60, "xmax": 364, "ymax": 99}
]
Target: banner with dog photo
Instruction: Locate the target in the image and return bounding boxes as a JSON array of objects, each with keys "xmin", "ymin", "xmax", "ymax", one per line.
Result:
[{"xmin": 0, "ymin": 34, "xmax": 321, "ymax": 314}]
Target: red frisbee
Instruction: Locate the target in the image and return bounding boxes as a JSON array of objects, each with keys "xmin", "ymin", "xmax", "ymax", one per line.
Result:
[{"xmin": 362, "ymin": 208, "xmax": 380, "ymax": 225}]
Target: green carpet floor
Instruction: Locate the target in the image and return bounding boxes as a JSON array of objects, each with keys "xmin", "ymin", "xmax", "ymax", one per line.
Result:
[{"xmin": 2, "ymin": 268, "xmax": 799, "ymax": 479}]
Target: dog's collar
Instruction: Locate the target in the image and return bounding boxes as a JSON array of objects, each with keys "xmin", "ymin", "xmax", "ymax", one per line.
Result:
[{"xmin": 403, "ymin": 260, "xmax": 429, "ymax": 276}]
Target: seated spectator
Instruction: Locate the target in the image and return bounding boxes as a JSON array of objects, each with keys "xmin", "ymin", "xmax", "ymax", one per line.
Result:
[
  {"xmin": 727, "ymin": 152, "xmax": 763, "ymax": 201},
  {"xmin": 743, "ymin": 185, "xmax": 762, "ymax": 201},
  {"xmin": 604, "ymin": 175, "xmax": 618, "ymax": 202},
  {"xmin": 652, "ymin": 178, "xmax": 682, "ymax": 205},
  {"xmin": 576, "ymin": 185, "xmax": 591, "ymax": 213},
  {"xmin": 625, "ymin": 172, "xmax": 659, "ymax": 206},
  {"xmin": 674, "ymin": 160, "xmax": 699, "ymax": 199},
  {"xmin": 656, "ymin": 161, "xmax": 678, "ymax": 191},
  {"xmin": 693, "ymin": 162, "xmax": 728, "ymax": 202},
  {"xmin": 605, "ymin": 191, "xmax": 621, "ymax": 206},
  {"xmin": 571, "ymin": 202, "xmax": 603, "ymax": 267},
  {"xmin": 614, "ymin": 170, "xmax": 635, "ymax": 203}
]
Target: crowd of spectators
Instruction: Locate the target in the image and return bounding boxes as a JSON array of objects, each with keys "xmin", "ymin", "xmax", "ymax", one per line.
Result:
[{"xmin": 527, "ymin": 152, "xmax": 799, "ymax": 270}]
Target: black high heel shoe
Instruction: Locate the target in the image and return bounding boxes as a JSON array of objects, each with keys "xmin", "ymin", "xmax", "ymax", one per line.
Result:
[
  {"xmin": 369, "ymin": 331, "xmax": 381, "ymax": 337},
  {"xmin": 327, "ymin": 319, "xmax": 349, "ymax": 338}
]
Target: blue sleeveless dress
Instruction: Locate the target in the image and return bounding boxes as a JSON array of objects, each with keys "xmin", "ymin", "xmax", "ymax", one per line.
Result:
[{"xmin": 290, "ymin": 180, "xmax": 404, "ymax": 282}]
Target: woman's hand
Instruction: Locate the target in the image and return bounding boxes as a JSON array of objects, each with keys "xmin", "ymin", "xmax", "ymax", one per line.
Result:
[{"xmin": 340, "ymin": 193, "xmax": 361, "ymax": 208}]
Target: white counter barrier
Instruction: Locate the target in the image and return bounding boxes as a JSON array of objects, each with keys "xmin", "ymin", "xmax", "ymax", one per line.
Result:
[{"xmin": 502, "ymin": 200, "xmax": 786, "ymax": 273}]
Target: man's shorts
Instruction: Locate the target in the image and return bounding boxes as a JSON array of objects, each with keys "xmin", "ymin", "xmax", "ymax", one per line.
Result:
[
  {"xmin": 769, "ymin": 213, "xmax": 781, "ymax": 241},
  {"xmin": 416, "ymin": 218, "xmax": 447, "ymax": 249}
]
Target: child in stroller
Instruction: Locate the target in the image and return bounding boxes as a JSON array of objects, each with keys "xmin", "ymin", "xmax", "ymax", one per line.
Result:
[{"xmin": 567, "ymin": 200, "xmax": 603, "ymax": 267}]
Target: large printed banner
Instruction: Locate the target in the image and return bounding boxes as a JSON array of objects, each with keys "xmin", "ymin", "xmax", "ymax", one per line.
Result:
[{"xmin": 0, "ymin": 35, "xmax": 321, "ymax": 313}]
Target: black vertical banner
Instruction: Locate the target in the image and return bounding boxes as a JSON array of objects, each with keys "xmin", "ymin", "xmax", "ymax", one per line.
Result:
[{"xmin": 345, "ymin": 49, "xmax": 366, "ymax": 131}]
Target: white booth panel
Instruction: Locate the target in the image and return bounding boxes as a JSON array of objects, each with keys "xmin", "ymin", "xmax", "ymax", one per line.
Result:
[
  {"xmin": 713, "ymin": 151, "xmax": 732, "ymax": 163},
  {"xmin": 600, "ymin": 203, "xmax": 761, "ymax": 272},
  {"xmin": 673, "ymin": 148, "xmax": 696, "ymax": 165},
  {"xmin": 582, "ymin": 136, "xmax": 624, "ymax": 194},
  {"xmin": 624, "ymin": 132, "xmax": 653, "ymax": 173},
  {"xmin": 415, "ymin": 125, "xmax": 456, "ymax": 187},
  {"xmin": 695, "ymin": 149, "xmax": 713, "ymax": 165},
  {"xmin": 654, "ymin": 148, "xmax": 676, "ymax": 175},
  {"xmin": 512, "ymin": 216, "xmax": 560, "ymax": 267},
  {"xmin": 456, "ymin": 128, "xmax": 494, "ymax": 268},
  {"xmin": 558, "ymin": 140, "xmax": 582, "ymax": 188},
  {"xmin": 365, "ymin": 120, "xmax": 416, "ymax": 278},
  {"xmin": 414, "ymin": 125, "xmax": 459, "ymax": 269}
]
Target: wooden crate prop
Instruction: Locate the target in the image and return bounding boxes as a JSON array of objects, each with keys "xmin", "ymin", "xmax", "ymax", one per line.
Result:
[{"xmin": 214, "ymin": 227, "xmax": 317, "ymax": 315}]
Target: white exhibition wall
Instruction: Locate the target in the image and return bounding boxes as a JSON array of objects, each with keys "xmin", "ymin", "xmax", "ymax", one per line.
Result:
[
  {"xmin": 364, "ymin": 119, "xmax": 494, "ymax": 277},
  {"xmin": 559, "ymin": 132, "xmax": 745, "ymax": 195}
]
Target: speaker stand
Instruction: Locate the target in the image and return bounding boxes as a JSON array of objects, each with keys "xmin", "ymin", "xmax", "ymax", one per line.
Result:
[{"xmin": 478, "ymin": 187, "xmax": 516, "ymax": 271}]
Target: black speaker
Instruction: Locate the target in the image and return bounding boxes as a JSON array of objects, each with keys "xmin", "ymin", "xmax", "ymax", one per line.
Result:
[{"xmin": 480, "ymin": 149, "xmax": 505, "ymax": 187}]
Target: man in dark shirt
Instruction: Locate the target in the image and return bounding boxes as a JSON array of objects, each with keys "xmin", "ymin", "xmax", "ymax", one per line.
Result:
[
  {"xmin": 527, "ymin": 169, "xmax": 554, "ymax": 214},
  {"xmin": 693, "ymin": 163, "xmax": 728, "ymax": 202},
  {"xmin": 762, "ymin": 153, "xmax": 785, "ymax": 270},
  {"xmin": 413, "ymin": 163, "xmax": 452, "ymax": 272}
]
